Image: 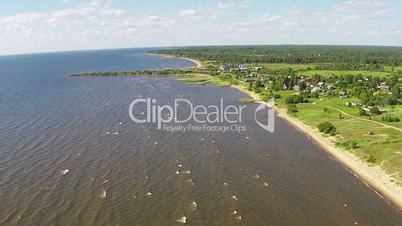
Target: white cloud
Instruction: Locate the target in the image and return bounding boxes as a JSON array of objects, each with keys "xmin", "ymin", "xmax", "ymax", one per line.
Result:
[
  {"xmin": 0, "ymin": 12, "xmax": 45, "ymax": 24},
  {"xmin": 259, "ymin": 14, "xmax": 282, "ymax": 22},
  {"xmin": 1, "ymin": 0, "xmax": 402, "ymax": 55},
  {"xmin": 342, "ymin": 15, "xmax": 360, "ymax": 21},
  {"xmin": 179, "ymin": 7, "xmax": 221, "ymax": 20}
]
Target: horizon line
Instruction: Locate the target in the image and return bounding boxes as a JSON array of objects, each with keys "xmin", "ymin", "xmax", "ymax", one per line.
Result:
[{"xmin": 2, "ymin": 43, "xmax": 402, "ymax": 57}]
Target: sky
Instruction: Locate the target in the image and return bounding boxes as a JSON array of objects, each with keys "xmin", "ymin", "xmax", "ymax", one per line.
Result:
[{"xmin": 0, "ymin": 0, "xmax": 402, "ymax": 55}]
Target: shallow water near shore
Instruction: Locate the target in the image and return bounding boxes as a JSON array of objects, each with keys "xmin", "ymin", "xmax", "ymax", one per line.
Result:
[{"xmin": 1, "ymin": 48, "xmax": 402, "ymax": 225}]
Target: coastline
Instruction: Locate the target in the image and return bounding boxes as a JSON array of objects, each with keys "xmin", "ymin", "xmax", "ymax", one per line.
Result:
[
  {"xmin": 231, "ymin": 84, "xmax": 402, "ymax": 212},
  {"xmin": 147, "ymin": 53, "xmax": 202, "ymax": 68},
  {"xmin": 140, "ymin": 53, "xmax": 402, "ymax": 212},
  {"xmin": 67, "ymin": 50, "xmax": 402, "ymax": 212}
]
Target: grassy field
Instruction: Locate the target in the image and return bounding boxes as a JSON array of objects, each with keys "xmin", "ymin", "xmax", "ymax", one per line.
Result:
[
  {"xmin": 280, "ymin": 102, "xmax": 402, "ymax": 185},
  {"xmin": 261, "ymin": 63, "xmax": 319, "ymax": 70},
  {"xmin": 384, "ymin": 65, "xmax": 402, "ymax": 73},
  {"xmin": 180, "ymin": 73, "xmax": 232, "ymax": 87},
  {"xmin": 297, "ymin": 70, "xmax": 392, "ymax": 77},
  {"xmin": 315, "ymin": 98, "xmax": 402, "ymax": 129},
  {"xmin": 258, "ymin": 63, "xmax": 395, "ymax": 77}
]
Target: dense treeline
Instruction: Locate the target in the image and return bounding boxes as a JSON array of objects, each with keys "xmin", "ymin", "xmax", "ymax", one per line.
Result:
[
  {"xmin": 152, "ymin": 45, "xmax": 402, "ymax": 67},
  {"xmin": 68, "ymin": 69, "xmax": 193, "ymax": 77}
]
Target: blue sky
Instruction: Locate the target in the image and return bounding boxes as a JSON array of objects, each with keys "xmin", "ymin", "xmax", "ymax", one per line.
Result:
[{"xmin": 0, "ymin": 0, "xmax": 402, "ymax": 55}]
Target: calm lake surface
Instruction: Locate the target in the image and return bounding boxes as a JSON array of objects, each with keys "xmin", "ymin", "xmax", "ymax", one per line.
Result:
[{"xmin": 1, "ymin": 48, "xmax": 402, "ymax": 226}]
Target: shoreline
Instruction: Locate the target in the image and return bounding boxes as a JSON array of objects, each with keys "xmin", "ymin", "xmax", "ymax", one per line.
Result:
[
  {"xmin": 69, "ymin": 50, "xmax": 402, "ymax": 212},
  {"xmin": 231, "ymin": 84, "xmax": 402, "ymax": 212},
  {"xmin": 147, "ymin": 53, "xmax": 202, "ymax": 68}
]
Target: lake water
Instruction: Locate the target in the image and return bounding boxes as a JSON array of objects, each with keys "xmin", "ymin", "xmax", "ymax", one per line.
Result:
[{"xmin": 1, "ymin": 48, "xmax": 402, "ymax": 226}]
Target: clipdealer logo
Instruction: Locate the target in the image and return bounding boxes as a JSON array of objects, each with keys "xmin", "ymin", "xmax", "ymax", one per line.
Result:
[
  {"xmin": 254, "ymin": 98, "xmax": 275, "ymax": 133},
  {"xmin": 128, "ymin": 98, "xmax": 274, "ymax": 133}
]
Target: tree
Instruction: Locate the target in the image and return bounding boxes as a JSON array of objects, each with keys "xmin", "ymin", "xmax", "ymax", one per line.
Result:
[
  {"xmin": 317, "ymin": 121, "xmax": 336, "ymax": 135},
  {"xmin": 248, "ymin": 82, "xmax": 253, "ymax": 91},
  {"xmin": 369, "ymin": 106, "xmax": 381, "ymax": 115},
  {"xmin": 298, "ymin": 81, "xmax": 307, "ymax": 91},
  {"xmin": 351, "ymin": 141, "xmax": 358, "ymax": 149},
  {"xmin": 392, "ymin": 84, "xmax": 400, "ymax": 98},
  {"xmin": 285, "ymin": 95, "xmax": 305, "ymax": 104},
  {"xmin": 367, "ymin": 155, "xmax": 377, "ymax": 164},
  {"xmin": 358, "ymin": 107, "xmax": 367, "ymax": 116}
]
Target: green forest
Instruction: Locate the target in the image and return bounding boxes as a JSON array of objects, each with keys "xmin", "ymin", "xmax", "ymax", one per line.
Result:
[{"xmin": 152, "ymin": 45, "xmax": 402, "ymax": 70}]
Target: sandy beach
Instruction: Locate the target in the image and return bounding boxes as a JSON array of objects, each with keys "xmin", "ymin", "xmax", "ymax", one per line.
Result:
[
  {"xmin": 181, "ymin": 57, "xmax": 202, "ymax": 68},
  {"xmin": 148, "ymin": 53, "xmax": 202, "ymax": 68},
  {"xmin": 231, "ymin": 84, "xmax": 402, "ymax": 212}
]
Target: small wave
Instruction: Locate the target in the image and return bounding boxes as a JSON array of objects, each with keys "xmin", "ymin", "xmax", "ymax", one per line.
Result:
[
  {"xmin": 191, "ymin": 201, "xmax": 197, "ymax": 209},
  {"xmin": 60, "ymin": 169, "xmax": 69, "ymax": 175},
  {"xmin": 100, "ymin": 190, "xmax": 107, "ymax": 198},
  {"xmin": 176, "ymin": 216, "xmax": 187, "ymax": 224}
]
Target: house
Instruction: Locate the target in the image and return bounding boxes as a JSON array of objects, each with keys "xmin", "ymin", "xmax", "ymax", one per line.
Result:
[
  {"xmin": 293, "ymin": 85, "xmax": 300, "ymax": 91},
  {"xmin": 317, "ymin": 81, "xmax": 325, "ymax": 87},
  {"xmin": 230, "ymin": 67, "xmax": 240, "ymax": 72},
  {"xmin": 377, "ymin": 85, "xmax": 390, "ymax": 92},
  {"xmin": 378, "ymin": 106, "xmax": 388, "ymax": 113},
  {"xmin": 245, "ymin": 78, "xmax": 256, "ymax": 82},
  {"xmin": 339, "ymin": 91, "xmax": 348, "ymax": 99},
  {"xmin": 327, "ymin": 84, "xmax": 336, "ymax": 90},
  {"xmin": 349, "ymin": 102, "xmax": 362, "ymax": 107},
  {"xmin": 254, "ymin": 66, "xmax": 263, "ymax": 71},
  {"xmin": 239, "ymin": 64, "xmax": 248, "ymax": 72},
  {"xmin": 219, "ymin": 64, "xmax": 229, "ymax": 71}
]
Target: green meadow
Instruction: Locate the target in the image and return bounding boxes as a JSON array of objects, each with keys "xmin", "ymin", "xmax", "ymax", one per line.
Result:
[
  {"xmin": 278, "ymin": 101, "xmax": 402, "ymax": 185},
  {"xmin": 297, "ymin": 69, "xmax": 392, "ymax": 77},
  {"xmin": 180, "ymin": 73, "xmax": 233, "ymax": 87}
]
